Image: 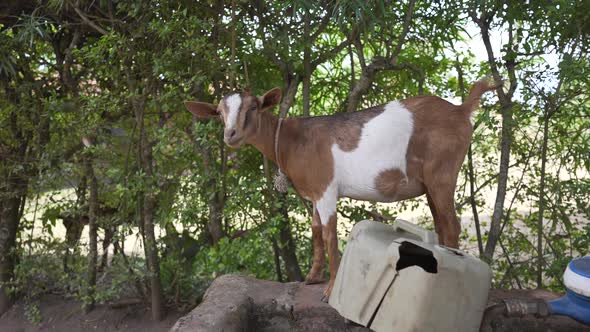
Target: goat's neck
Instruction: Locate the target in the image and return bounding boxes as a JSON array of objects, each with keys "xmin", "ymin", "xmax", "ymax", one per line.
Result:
[{"xmin": 247, "ymin": 111, "xmax": 290, "ymax": 168}]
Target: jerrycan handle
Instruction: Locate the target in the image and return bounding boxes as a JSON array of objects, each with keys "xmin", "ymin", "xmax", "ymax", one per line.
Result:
[{"xmin": 391, "ymin": 219, "xmax": 438, "ymax": 244}]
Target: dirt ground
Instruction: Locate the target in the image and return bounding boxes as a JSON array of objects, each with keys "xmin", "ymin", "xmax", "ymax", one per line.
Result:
[{"xmin": 0, "ymin": 294, "xmax": 184, "ymax": 332}]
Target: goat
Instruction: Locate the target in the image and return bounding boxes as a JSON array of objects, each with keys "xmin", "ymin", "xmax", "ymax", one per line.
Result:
[{"xmin": 184, "ymin": 78, "xmax": 498, "ymax": 301}]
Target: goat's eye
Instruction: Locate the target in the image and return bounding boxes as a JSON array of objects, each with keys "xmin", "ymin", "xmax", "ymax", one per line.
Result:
[{"xmin": 250, "ymin": 105, "xmax": 257, "ymax": 112}]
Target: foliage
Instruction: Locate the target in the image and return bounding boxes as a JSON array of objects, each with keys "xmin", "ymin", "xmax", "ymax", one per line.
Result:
[{"xmin": 0, "ymin": 0, "xmax": 588, "ymax": 318}]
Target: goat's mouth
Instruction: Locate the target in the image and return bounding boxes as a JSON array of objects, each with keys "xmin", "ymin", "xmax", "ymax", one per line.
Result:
[{"xmin": 224, "ymin": 137, "xmax": 245, "ymax": 148}]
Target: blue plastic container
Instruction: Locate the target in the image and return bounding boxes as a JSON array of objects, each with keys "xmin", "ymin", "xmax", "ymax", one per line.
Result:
[{"xmin": 547, "ymin": 256, "xmax": 590, "ymax": 325}]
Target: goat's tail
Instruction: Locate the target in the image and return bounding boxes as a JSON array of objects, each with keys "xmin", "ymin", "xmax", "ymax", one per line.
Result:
[{"xmin": 462, "ymin": 77, "xmax": 502, "ymax": 115}]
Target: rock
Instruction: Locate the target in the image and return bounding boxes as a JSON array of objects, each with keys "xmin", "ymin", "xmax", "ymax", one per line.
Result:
[
  {"xmin": 170, "ymin": 274, "xmax": 367, "ymax": 332},
  {"xmin": 170, "ymin": 275, "xmax": 253, "ymax": 332},
  {"xmin": 171, "ymin": 274, "xmax": 590, "ymax": 332}
]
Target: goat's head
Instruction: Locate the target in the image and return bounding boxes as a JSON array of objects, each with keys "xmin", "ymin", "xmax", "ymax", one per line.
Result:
[{"xmin": 184, "ymin": 88, "xmax": 282, "ymax": 147}]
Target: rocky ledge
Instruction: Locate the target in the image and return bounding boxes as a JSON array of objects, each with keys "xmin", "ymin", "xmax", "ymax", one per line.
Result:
[{"xmin": 171, "ymin": 274, "xmax": 590, "ymax": 332}]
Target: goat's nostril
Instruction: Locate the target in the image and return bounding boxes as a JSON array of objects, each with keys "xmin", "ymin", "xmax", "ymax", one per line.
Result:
[{"xmin": 226, "ymin": 129, "xmax": 237, "ymax": 139}]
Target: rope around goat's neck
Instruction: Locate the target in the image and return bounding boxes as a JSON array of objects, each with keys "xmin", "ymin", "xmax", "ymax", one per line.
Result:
[
  {"xmin": 272, "ymin": 117, "xmax": 290, "ymax": 193},
  {"xmin": 274, "ymin": 117, "xmax": 284, "ymax": 172}
]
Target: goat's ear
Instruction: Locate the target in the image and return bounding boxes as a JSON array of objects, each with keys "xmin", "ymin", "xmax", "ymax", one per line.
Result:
[
  {"xmin": 260, "ymin": 87, "xmax": 282, "ymax": 111},
  {"xmin": 184, "ymin": 101, "xmax": 219, "ymax": 119}
]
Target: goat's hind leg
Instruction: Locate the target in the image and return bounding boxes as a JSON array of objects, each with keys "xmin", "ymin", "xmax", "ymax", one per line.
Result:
[
  {"xmin": 425, "ymin": 182, "xmax": 461, "ymax": 248},
  {"xmin": 424, "ymin": 158, "xmax": 462, "ymax": 248}
]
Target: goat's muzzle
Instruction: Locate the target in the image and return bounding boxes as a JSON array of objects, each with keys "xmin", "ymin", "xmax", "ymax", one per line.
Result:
[{"xmin": 224, "ymin": 131, "xmax": 244, "ymax": 147}]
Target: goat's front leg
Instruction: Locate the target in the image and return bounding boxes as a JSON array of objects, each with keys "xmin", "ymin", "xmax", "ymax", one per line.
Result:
[
  {"xmin": 305, "ymin": 206, "xmax": 325, "ymax": 284},
  {"xmin": 315, "ymin": 186, "xmax": 338, "ymax": 302},
  {"xmin": 321, "ymin": 212, "xmax": 340, "ymax": 302}
]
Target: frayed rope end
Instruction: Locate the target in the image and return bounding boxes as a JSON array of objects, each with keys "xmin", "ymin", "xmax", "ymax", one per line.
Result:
[{"xmin": 273, "ymin": 170, "xmax": 290, "ymax": 193}]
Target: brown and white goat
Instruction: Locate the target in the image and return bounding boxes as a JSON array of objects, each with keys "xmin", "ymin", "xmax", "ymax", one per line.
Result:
[{"xmin": 184, "ymin": 79, "xmax": 498, "ymax": 300}]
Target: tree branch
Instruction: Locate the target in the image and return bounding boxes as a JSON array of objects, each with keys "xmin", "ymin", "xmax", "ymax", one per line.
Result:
[
  {"xmin": 311, "ymin": 39, "xmax": 350, "ymax": 69},
  {"xmin": 344, "ymin": 0, "xmax": 417, "ymax": 112},
  {"xmin": 389, "ymin": 0, "xmax": 416, "ymax": 64},
  {"xmin": 73, "ymin": 5, "xmax": 108, "ymax": 35}
]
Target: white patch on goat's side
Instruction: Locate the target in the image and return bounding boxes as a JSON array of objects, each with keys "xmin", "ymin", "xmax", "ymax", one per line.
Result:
[
  {"xmin": 332, "ymin": 101, "xmax": 414, "ymax": 202},
  {"xmin": 225, "ymin": 94, "xmax": 242, "ymax": 129},
  {"xmin": 469, "ymin": 112, "xmax": 475, "ymax": 126}
]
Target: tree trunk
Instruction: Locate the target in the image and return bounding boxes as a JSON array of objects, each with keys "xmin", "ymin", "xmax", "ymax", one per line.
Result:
[
  {"xmin": 277, "ymin": 192, "xmax": 303, "ymax": 282},
  {"xmin": 207, "ymin": 191, "xmax": 226, "ymax": 245},
  {"xmin": 143, "ymin": 176, "xmax": 164, "ymax": 321},
  {"xmin": 0, "ymin": 178, "xmax": 26, "ymax": 316},
  {"xmin": 271, "ymin": 238, "xmax": 283, "ymax": 282},
  {"xmin": 483, "ymin": 105, "xmax": 513, "ymax": 262},
  {"xmin": 278, "ymin": 75, "xmax": 300, "ymax": 118},
  {"xmin": 84, "ymin": 156, "xmax": 98, "ymax": 312},
  {"xmin": 262, "ymin": 158, "xmax": 283, "ymax": 282},
  {"xmin": 134, "ymin": 96, "xmax": 164, "ymax": 321},
  {"xmin": 536, "ymin": 108, "xmax": 550, "ymax": 289},
  {"xmin": 472, "ymin": 14, "xmax": 517, "ymax": 263},
  {"xmin": 348, "ymin": 44, "xmax": 355, "ymax": 93},
  {"xmin": 262, "ymin": 157, "xmax": 302, "ymax": 282},
  {"xmin": 345, "ymin": 64, "xmax": 379, "ymax": 113},
  {"xmin": 468, "ymin": 145, "xmax": 484, "ymax": 257}
]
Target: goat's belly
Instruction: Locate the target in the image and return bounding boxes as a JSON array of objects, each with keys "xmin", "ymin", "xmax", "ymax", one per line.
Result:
[
  {"xmin": 338, "ymin": 176, "xmax": 425, "ymax": 203},
  {"xmin": 340, "ymin": 185, "xmax": 387, "ymax": 202}
]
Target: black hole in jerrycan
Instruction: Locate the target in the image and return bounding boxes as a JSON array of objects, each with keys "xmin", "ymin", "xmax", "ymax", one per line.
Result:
[
  {"xmin": 396, "ymin": 241, "xmax": 438, "ymax": 274},
  {"xmin": 367, "ymin": 241, "xmax": 439, "ymax": 328}
]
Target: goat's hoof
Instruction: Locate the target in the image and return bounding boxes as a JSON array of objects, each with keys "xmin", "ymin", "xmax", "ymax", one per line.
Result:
[
  {"xmin": 321, "ymin": 283, "xmax": 333, "ymax": 303},
  {"xmin": 305, "ymin": 277, "xmax": 325, "ymax": 285}
]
